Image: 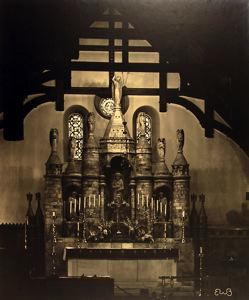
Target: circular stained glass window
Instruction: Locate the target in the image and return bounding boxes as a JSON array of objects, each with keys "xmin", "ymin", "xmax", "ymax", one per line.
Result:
[{"xmin": 99, "ymin": 98, "xmax": 115, "ymax": 117}]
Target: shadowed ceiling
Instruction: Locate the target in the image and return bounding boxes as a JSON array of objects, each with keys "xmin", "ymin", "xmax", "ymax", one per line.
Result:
[{"xmin": 0, "ymin": 0, "xmax": 248, "ymax": 154}]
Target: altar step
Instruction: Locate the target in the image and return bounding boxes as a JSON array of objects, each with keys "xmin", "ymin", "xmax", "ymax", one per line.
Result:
[{"xmin": 114, "ymin": 281, "xmax": 195, "ymax": 297}]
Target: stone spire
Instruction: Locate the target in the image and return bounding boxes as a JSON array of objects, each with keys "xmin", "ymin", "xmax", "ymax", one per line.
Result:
[
  {"xmin": 46, "ymin": 128, "xmax": 62, "ymax": 175},
  {"xmin": 100, "ymin": 75, "xmax": 135, "ymax": 156},
  {"xmin": 172, "ymin": 129, "xmax": 189, "ymax": 171},
  {"xmin": 83, "ymin": 112, "xmax": 99, "ymax": 176},
  {"xmin": 103, "ymin": 75, "xmax": 131, "ymax": 140},
  {"xmin": 154, "ymin": 138, "xmax": 170, "ymax": 175}
]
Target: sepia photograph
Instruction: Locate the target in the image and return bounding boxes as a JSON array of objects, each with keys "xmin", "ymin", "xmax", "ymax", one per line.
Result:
[{"xmin": 0, "ymin": 0, "xmax": 249, "ymax": 299}]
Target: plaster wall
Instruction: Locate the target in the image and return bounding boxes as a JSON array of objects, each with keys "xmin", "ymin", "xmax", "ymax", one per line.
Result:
[{"xmin": 0, "ymin": 93, "xmax": 248, "ymax": 224}]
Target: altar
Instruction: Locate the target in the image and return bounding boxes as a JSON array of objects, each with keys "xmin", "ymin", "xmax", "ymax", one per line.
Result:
[{"xmin": 42, "ymin": 75, "xmax": 194, "ymax": 286}]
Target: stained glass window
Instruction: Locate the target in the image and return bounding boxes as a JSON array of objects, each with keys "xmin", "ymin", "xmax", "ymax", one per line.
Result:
[
  {"xmin": 136, "ymin": 112, "xmax": 152, "ymax": 145},
  {"xmin": 68, "ymin": 113, "xmax": 84, "ymax": 159}
]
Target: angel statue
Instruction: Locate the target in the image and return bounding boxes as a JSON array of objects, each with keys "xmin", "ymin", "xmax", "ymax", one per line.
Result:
[
  {"xmin": 112, "ymin": 75, "xmax": 123, "ymax": 107},
  {"xmin": 177, "ymin": 129, "xmax": 184, "ymax": 153},
  {"xmin": 138, "ymin": 112, "xmax": 146, "ymax": 136},
  {"xmin": 69, "ymin": 137, "xmax": 77, "ymax": 160},
  {"xmin": 88, "ymin": 112, "xmax": 95, "ymax": 134},
  {"xmin": 49, "ymin": 128, "xmax": 59, "ymax": 153},
  {"xmin": 157, "ymin": 138, "xmax": 166, "ymax": 161}
]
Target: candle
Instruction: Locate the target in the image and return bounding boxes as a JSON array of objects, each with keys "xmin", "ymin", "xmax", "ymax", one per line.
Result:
[
  {"xmin": 77, "ymin": 222, "xmax": 80, "ymax": 231},
  {"xmin": 74, "ymin": 199, "xmax": 77, "ymax": 213},
  {"xmin": 84, "ymin": 197, "xmax": 86, "ymax": 209},
  {"xmin": 137, "ymin": 194, "xmax": 140, "ymax": 206},
  {"xmin": 182, "ymin": 210, "xmax": 185, "ymax": 218},
  {"xmin": 79, "ymin": 196, "xmax": 81, "ymax": 211},
  {"xmin": 52, "ymin": 211, "xmax": 56, "ymax": 217},
  {"xmin": 93, "ymin": 195, "xmax": 96, "ymax": 207},
  {"xmin": 98, "ymin": 194, "xmax": 101, "ymax": 207},
  {"xmin": 70, "ymin": 201, "xmax": 72, "ymax": 214},
  {"xmin": 156, "ymin": 200, "xmax": 158, "ymax": 212},
  {"xmin": 160, "ymin": 202, "xmax": 162, "ymax": 214},
  {"xmin": 200, "ymin": 246, "xmax": 203, "ymax": 254},
  {"xmin": 164, "ymin": 204, "xmax": 167, "ymax": 216},
  {"xmin": 151, "ymin": 197, "xmax": 154, "ymax": 209},
  {"xmin": 147, "ymin": 195, "xmax": 149, "ymax": 207}
]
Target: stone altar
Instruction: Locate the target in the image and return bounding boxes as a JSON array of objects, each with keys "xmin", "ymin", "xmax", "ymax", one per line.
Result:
[{"xmin": 43, "ymin": 75, "xmax": 193, "ymax": 284}]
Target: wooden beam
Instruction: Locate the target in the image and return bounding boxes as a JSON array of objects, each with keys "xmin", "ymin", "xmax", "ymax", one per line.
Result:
[
  {"xmin": 70, "ymin": 61, "xmax": 186, "ymax": 72},
  {"xmin": 80, "ymin": 28, "xmax": 142, "ymax": 39},
  {"xmin": 78, "ymin": 45, "xmax": 155, "ymax": 52}
]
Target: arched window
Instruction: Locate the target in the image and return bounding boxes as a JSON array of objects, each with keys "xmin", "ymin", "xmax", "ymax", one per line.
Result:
[
  {"xmin": 68, "ymin": 113, "xmax": 84, "ymax": 160},
  {"xmin": 136, "ymin": 112, "xmax": 152, "ymax": 145}
]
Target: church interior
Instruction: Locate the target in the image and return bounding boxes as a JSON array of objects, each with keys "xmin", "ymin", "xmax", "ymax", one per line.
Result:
[{"xmin": 0, "ymin": 0, "xmax": 249, "ymax": 299}]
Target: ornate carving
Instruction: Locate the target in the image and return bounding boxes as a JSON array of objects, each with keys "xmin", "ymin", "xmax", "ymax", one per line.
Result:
[
  {"xmin": 177, "ymin": 129, "xmax": 184, "ymax": 153},
  {"xmin": 88, "ymin": 112, "xmax": 95, "ymax": 134},
  {"xmin": 69, "ymin": 137, "xmax": 77, "ymax": 160},
  {"xmin": 112, "ymin": 75, "xmax": 123, "ymax": 107},
  {"xmin": 50, "ymin": 128, "xmax": 59, "ymax": 153},
  {"xmin": 138, "ymin": 112, "xmax": 146, "ymax": 136},
  {"xmin": 157, "ymin": 138, "xmax": 166, "ymax": 162}
]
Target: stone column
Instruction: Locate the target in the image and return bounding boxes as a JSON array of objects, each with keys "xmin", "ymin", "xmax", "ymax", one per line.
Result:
[
  {"xmin": 82, "ymin": 113, "xmax": 100, "ymax": 221},
  {"xmin": 130, "ymin": 177, "xmax": 136, "ymax": 220},
  {"xmin": 99, "ymin": 175, "xmax": 106, "ymax": 219},
  {"xmin": 172, "ymin": 129, "xmax": 190, "ymax": 238},
  {"xmin": 135, "ymin": 134, "xmax": 153, "ymax": 223},
  {"xmin": 44, "ymin": 128, "xmax": 63, "ymax": 276}
]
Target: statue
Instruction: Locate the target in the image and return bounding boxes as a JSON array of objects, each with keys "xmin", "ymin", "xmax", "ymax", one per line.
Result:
[
  {"xmin": 157, "ymin": 138, "xmax": 166, "ymax": 161},
  {"xmin": 69, "ymin": 137, "xmax": 77, "ymax": 160},
  {"xmin": 49, "ymin": 128, "xmax": 58, "ymax": 153},
  {"xmin": 112, "ymin": 75, "xmax": 123, "ymax": 107},
  {"xmin": 112, "ymin": 172, "xmax": 124, "ymax": 204},
  {"xmin": 88, "ymin": 112, "xmax": 95, "ymax": 134},
  {"xmin": 138, "ymin": 112, "xmax": 146, "ymax": 136},
  {"xmin": 177, "ymin": 129, "xmax": 184, "ymax": 153}
]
